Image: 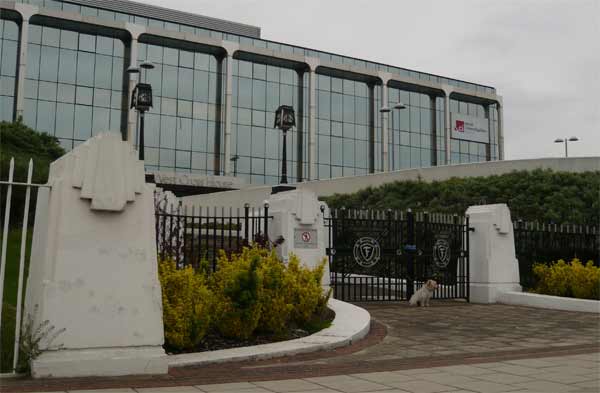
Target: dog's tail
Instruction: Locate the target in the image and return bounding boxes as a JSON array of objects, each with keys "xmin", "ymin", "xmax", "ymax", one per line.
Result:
[{"xmin": 408, "ymin": 295, "xmax": 417, "ymax": 306}]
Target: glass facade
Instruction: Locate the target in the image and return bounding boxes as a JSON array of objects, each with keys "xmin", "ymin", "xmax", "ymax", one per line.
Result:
[
  {"xmin": 316, "ymin": 76, "xmax": 371, "ymax": 179},
  {"xmin": 0, "ymin": 19, "xmax": 19, "ymax": 122},
  {"xmin": 22, "ymin": 23, "xmax": 125, "ymax": 151},
  {"xmin": 136, "ymin": 41, "xmax": 222, "ymax": 175},
  {"xmin": 231, "ymin": 60, "xmax": 306, "ymax": 184},
  {"xmin": 2, "ymin": 0, "xmax": 502, "ymax": 186}
]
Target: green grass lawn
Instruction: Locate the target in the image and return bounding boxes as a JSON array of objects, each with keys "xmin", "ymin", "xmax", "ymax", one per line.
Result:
[{"xmin": 1, "ymin": 228, "xmax": 32, "ymax": 373}]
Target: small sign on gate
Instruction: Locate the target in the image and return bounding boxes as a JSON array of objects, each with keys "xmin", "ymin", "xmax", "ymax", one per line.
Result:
[{"xmin": 294, "ymin": 228, "xmax": 318, "ymax": 249}]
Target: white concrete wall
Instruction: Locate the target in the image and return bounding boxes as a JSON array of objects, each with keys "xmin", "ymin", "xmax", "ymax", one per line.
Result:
[
  {"xmin": 183, "ymin": 157, "xmax": 599, "ymax": 206},
  {"xmin": 297, "ymin": 157, "xmax": 600, "ymax": 198}
]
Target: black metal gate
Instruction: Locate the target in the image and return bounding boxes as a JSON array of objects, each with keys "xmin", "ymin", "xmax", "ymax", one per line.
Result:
[{"xmin": 325, "ymin": 209, "xmax": 470, "ymax": 302}]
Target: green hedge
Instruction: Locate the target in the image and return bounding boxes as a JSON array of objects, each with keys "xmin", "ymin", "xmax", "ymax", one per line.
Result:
[{"xmin": 322, "ymin": 169, "xmax": 600, "ymax": 224}]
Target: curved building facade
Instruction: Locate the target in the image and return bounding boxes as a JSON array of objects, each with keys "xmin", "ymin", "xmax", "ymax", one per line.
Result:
[{"xmin": 1, "ymin": 0, "xmax": 504, "ymax": 186}]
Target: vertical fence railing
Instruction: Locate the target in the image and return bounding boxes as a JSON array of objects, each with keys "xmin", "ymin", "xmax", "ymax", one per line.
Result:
[
  {"xmin": 0, "ymin": 157, "xmax": 49, "ymax": 374},
  {"xmin": 155, "ymin": 194, "xmax": 272, "ymax": 271},
  {"xmin": 513, "ymin": 219, "xmax": 600, "ymax": 289}
]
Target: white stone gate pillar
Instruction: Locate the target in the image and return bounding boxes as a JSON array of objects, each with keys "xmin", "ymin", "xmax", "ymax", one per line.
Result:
[
  {"xmin": 267, "ymin": 189, "xmax": 330, "ymax": 292},
  {"xmin": 24, "ymin": 133, "xmax": 167, "ymax": 378},
  {"xmin": 466, "ymin": 204, "xmax": 521, "ymax": 303}
]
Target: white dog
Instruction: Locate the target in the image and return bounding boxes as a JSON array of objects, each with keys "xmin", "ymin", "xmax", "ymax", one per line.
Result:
[{"xmin": 408, "ymin": 280, "xmax": 438, "ymax": 307}]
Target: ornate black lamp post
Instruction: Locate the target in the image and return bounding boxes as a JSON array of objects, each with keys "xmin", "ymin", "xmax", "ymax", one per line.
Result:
[
  {"xmin": 274, "ymin": 105, "xmax": 296, "ymax": 184},
  {"xmin": 129, "ymin": 62, "xmax": 154, "ymax": 161}
]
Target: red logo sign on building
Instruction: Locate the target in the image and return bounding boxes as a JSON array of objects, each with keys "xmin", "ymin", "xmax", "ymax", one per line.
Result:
[{"xmin": 454, "ymin": 120, "xmax": 465, "ymax": 132}]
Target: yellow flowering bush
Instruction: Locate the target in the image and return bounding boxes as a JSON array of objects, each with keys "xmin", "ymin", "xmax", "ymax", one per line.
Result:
[
  {"xmin": 533, "ymin": 258, "xmax": 600, "ymax": 300},
  {"xmin": 158, "ymin": 245, "xmax": 330, "ymax": 348},
  {"xmin": 158, "ymin": 260, "xmax": 212, "ymax": 350},
  {"xmin": 210, "ymin": 249, "xmax": 263, "ymax": 340}
]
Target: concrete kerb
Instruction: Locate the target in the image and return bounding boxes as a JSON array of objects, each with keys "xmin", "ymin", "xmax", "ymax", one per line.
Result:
[
  {"xmin": 168, "ymin": 298, "xmax": 371, "ymax": 368},
  {"xmin": 499, "ymin": 291, "xmax": 600, "ymax": 313}
]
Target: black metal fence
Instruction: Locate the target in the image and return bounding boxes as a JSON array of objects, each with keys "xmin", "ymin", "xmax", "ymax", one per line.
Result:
[
  {"xmin": 513, "ymin": 220, "xmax": 600, "ymax": 289},
  {"xmin": 155, "ymin": 194, "xmax": 271, "ymax": 271},
  {"xmin": 326, "ymin": 208, "xmax": 470, "ymax": 302}
]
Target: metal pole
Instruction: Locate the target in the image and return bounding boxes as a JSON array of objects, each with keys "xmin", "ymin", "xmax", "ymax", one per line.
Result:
[
  {"xmin": 407, "ymin": 209, "xmax": 415, "ymax": 300},
  {"xmin": 565, "ymin": 138, "xmax": 568, "ymax": 158},
  {"xmin": 281, "ymin": 130, "xmax": 288, "ymax": 184},
  {"xmin": 139, "ymin": 111, "xmax": 145, "ymax": 161}
]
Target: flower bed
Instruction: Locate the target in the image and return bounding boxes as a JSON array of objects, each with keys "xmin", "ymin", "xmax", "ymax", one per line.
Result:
[{"xmin": 158, "ymin": 246, "xmax": 332, "ymax": 354}]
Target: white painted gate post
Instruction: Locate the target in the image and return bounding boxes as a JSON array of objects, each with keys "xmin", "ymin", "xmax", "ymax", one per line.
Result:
[{"xmin": 466, "ymin": 204, "xmax": 522, "ymax": 303}]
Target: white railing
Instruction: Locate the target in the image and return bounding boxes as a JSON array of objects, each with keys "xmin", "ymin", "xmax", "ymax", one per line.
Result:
[{"xmin": 0, "ymin": 158, "xmax": 50, "ymax": 374}]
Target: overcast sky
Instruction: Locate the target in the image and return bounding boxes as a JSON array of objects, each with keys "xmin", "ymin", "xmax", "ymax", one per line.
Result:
[{"xmin": 146, "ymin": 0, "xmax": 599, "ymax": 160}]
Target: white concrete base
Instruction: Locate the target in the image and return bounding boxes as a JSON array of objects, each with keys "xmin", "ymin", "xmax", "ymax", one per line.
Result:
[
  {"xmin": 470, "ymin": 283, "xmax": 522, "ymax": 304},
  {"xmin": 499, "ymin": 291, "xmax": 600, "ymax": 314},
  {"xmin": 168, "ymin": 298, "xmax": 370, "ymax": 367},
  {"xmin": 31, "ymin": 346, "xmax": 168, "ymax": 378}
]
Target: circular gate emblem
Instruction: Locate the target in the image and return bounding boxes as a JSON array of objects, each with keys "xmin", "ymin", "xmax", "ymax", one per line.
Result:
[
  {"xmin": 433, "ymin": 238, "xmax": 451, "ymax": 268},
  {"xmin": 353, "ymin": 237, "xmax": 381, "ymax": 268},
  {"xmin": 301, "ymin": 231, "xmax": 311, "ymax": 243}
]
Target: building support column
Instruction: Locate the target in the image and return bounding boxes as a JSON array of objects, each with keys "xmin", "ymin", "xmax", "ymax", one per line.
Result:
[
  {"xmin": 306, "ymin": 58, "xmax": 319, "ymax": 181},
  {"xmin": 296, "ymin": 70, "xmax": 304, "ymax": 182},
  {"xmin": 368, "ymin": 84, "xmax": 375, "ymax": 173},
  {"xmin": 485, "ymin": 105, "xmax": 492, "ymax": 161},
  {"xmin": 442, "ymin": 85, "xmax": 453, "ymax": 165},
  {"xmin": 380, "ymin": 83, "xmax": 389, "ymax": 172},
  {"xmin": 222, "ymin": 43, "xmax": 238, "ymax": 177},
  {"xmin": 377, "ymin": 72, "xmax": 392, "ymax": 172},
  {"xmin": 14, "ymin": 7, "xmax": 34, "ymax": 120},
  {"xmin": 430, "ymin": 95, "xmax": 437, "ymax": 166},
  {"xmin": 497, "ymin": 99, "xmax": 504, "ymax": 160}
]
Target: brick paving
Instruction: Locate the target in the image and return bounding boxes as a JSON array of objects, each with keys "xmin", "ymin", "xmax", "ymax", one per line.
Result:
[{"xmin": 2, "ymin": 302, "xmax": 599, "ymax": 392}]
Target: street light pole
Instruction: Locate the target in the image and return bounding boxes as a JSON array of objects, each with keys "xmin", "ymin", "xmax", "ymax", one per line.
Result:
[
  {"xmin": 380, "ymin": 102, "xmax": 406, "ymax": 171},
  {"xmin": 554, "ymin": 136, "xmax": 579, "ymax": 158},
  {"xmin": 274, "ymin": 105, "xmax": 296, "ymax": 185}
]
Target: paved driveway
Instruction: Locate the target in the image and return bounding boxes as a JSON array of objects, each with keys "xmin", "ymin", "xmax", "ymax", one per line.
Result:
[{"xmin": 3, "ymin": 302, "xmax": 599, "ymax": 392}]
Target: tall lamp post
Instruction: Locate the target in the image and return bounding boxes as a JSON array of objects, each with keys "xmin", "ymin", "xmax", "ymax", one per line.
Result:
[
  {"xmin": 274, "ymin": 105, "xmax": 296, "ymax": 184},
  {"xmin": 129, "ymin": 62, "xmax": 155, "ymax": 160},
  {"xmin": 554, "ymin": 136, "xmax": 579, "ymax": 158},
  {"xmin": 380, "ymin": 102, "xmax": 407, "ymax": 170}
]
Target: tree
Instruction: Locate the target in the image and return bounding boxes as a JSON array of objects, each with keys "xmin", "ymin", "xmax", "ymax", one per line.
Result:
[{"xmin": 0, "ymin": 120, "xmax": 65, "ymax": 226}]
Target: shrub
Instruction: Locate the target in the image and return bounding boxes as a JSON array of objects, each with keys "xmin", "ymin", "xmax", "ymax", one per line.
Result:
[
  {"xmin": 158, "ymin": 260, "xmax": 212, "ymax": 350},
  {"xmin": 158, "ymin": 245, "xmax": 331, "ymax": 349},
  {"xmin": 210, "ymin": 249, "xmax": 263, "ymax": 340},
  {"xmin": 532, "ymin": 258, "xmax": 600, "ymax": 300},
  {"xmin": 286, "ymin": 254, "xmax": 328, "ymax": 326}
]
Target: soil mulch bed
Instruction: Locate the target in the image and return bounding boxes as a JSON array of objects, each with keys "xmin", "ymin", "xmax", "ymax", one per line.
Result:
[{"xmin": 166, "ymin": 308, "xmax": 336, "ymax": 355}]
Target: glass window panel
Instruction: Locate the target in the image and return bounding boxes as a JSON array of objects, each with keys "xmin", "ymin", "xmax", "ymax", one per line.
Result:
[
  {"xmin": 76, "ymin": 86, "xmax": 93, "ymax": 105},
  {"xmin": 251, "ymin": 127, "xmax": 265, "ymax": 156},
  {"xmin": 60, "ymin": 30, "xmax": 78, "ymax": 50},
  {"xmin": 36, "ymin": 100, "xmax": 56, "ymax": 134},
  {"xmin": 77, "ymin": 52, "xmax": 95, "ymax": 86},
  {"xmin": 41, "ymin": 27, "xmax": 60, "ymax": 47},
  {"xmin": 163, "ymin": 47, "xmax": 179, "ymax": 66},
  {"xmin": 252, "ymin": 79, "xmax": 266, "ymax": 110},
  {"xmin": 160, "ymin": 116, "xmax": 176, "ymax": 148},
  {"xmin": 74, "ymin": 104, "xmax": 92, "ymax": 139},
  {"xmin": 55, "ymin": 103, "xmax": 74, "ymax": 138},
  {"xmin": 79, "ymin": 34, "xmax": 95, "ymax": 52},
  {"xmin": 40, "ymin": 46, "xmax": 59, "ymax": 82},
  {"xmin": 162, "ymin": 65, "xmax": 178, "ymax": 98},
  {"xmin": 26, "ymin": 44, "xmax": 40, "ymax": 79},
  {"xmin": 57, "ymin": 49, "xmax": 76, "ymax": 84},
  {"xmin": 177, "ymin": 67, "xmax": 193, "ymax": 100},
  {"xmin": 145, "ymin": 113, "xmax": 160, "ymax": 147},
  {"xmin": 176, "ymin": 118, "xmax": 192, "ymax": 150},
  {"xmin": 92, "ymin": 107, "xmax": 110, "ymax": 135},
  {"xmin": 94, "ymin": 54, "xmax": 112, "ymax": 88},
  {"xmin": 94, "ymin": 88, "xmax": 111, "ymax": 108},
  {"xmin": 38, "ymin": 81, "xmax": 57, "ymax": 101}
]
